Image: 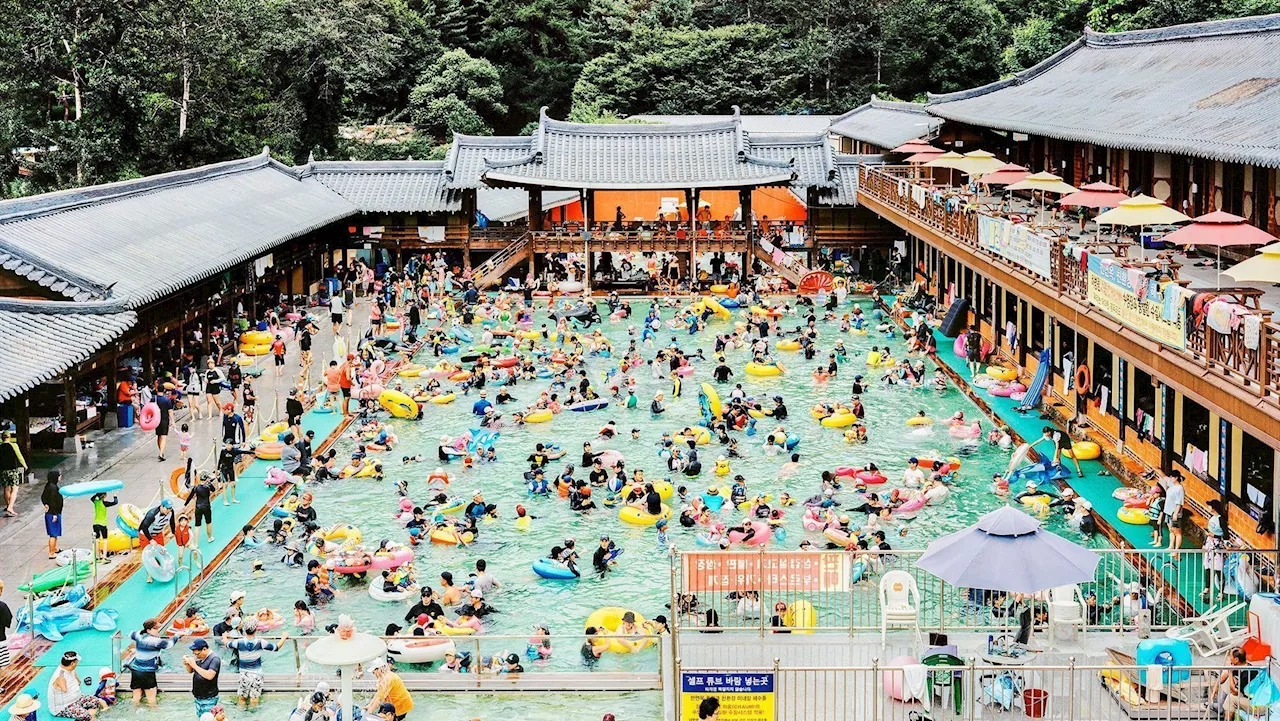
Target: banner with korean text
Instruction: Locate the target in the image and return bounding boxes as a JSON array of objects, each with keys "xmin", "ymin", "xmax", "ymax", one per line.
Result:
[
  {"xmin": 681, "ymin": 552, "xmax": 849, "ymax": 593},
  {"xmin": 977, "ymin": 215, "xmax": 1052, "ymax": 279},
  {"xmin": 1086, "ymin": 255, "xmax": 1186, "ymax": 349},
  {"xmin": 681, "ymin": 671, "xmax": 775, "ymax": 721}
]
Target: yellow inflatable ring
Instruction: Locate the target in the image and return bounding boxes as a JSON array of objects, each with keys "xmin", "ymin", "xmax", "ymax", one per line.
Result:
[
  {"xmin": 673, "ymin": 427, "xmax": 710, "ymax": 445},
  {"xmin": 775, "ymin": 340, "xmax": 801, "ymax": 351},
  {"xmin": 430, "ymin": 527, "xmax": 475, "ymax": 545},
  {"xmin": 525, "ymin": 410, "xmax": 553, "ymax": 423},
  {"xmin": 584, "ymin": 607, "xmax": 654, "ymax": 653},
  {"xmin": 519, "ymin": 331, "xmax": 541, "ymax": 340},
  {"xmin": 783, "ymin": 600, "xmax": 816, "ymax": 635},
  {"xmin": 986, "ymin": 366, "xmax": 1017, "ymax": 382},
  {"xmin": 323, "ymin": 524, "xmax": 362, "ymax": 543},
  {"xmin": 241, "ymin": 330, "xmax": 273, "ymax": 345},
  {"xmin": 397, "ymin": 364, "xmax": 425, "ymax": 378},
  {"xmin": 1117, "ymin": 507, "xmax": 1150, "ymax": 525},
  {"xmin": 905, "ymin": 417, "xmax": 933, "ymax": 427},
  {"xmin": 1064, "ymin": 441, "xmax": 1100, "ymax": 460},
  {"xmin": 430, "ymin": 393, "xmax": 456, "ymax": 405},
  {"xmin": 745, "ymin": 362, "xmax": 782, "ymax": 377},
  {"xmin": 239, "ymin": 343, "xmax": 271, "ymax": 356},
  {"xmin": 233, "ymin": 355, "xmax": 256, "ymax": 366},
  {"xmin": 709, "ymin": 284, "xmax": 729, "ymax": 294},
  {"xmin": 619, "ymin": 505, "xmax": 670, "ymax": 526},
  {"xmin": 341, "ymin": 463, "xmax": 379, "ymax": 478},
  {"xmin": 625, "ymin": 481, "xmax": 673, "ymax": 501},
  {"xmin": 433, "ymin": 618, "xmax": 477, "ymax": 636},
  {"xmin": 260, "ymin": 423, "xmax": 287, "ymax": 442},
  {"xmin": 378, "ymin": 390, "xmax": 418, "ymax": 418},
  {"xmin": 821, "ymin": 413, "xmax": 859, "ymax": 428}
]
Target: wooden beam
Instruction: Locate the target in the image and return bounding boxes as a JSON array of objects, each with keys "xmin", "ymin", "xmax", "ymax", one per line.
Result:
[{"xmin": 859, "ymin": 190, "xmax": 1280, "ymax": 445}]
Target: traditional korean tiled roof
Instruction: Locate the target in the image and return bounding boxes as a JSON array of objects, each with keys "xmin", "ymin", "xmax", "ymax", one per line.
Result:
[
  {"xmin": 480, "ymin": 108, "xmax": 798, "ymax": 190},
  {"xmin": 927, "ymin": 14, "xmax": 1280, "ymax": 168},
  {"xmin": 819, "ymin": 154, "xmax": 886, "ymax": 206},
  {"xmin": 746, "ymin": 133, "xmax": 837, "ymax": 189},
  {"xmin": 827, "ymin": 97, "xmax": 943, "ymax": 151},
  {"xmin": 0, "ymin": 299, "xmax": 136, "ymax": 401},
  {"xmin": 443, "ymin": 135, "xmax": 538, "ymax": 190},
  {"xmin": 310, "ymin": 161, "xmax": 460, "ymax": 213},
  {"xmin": 629, "ymin": 114, "xmax": 838, "ymax": 135},
  {"xmin": 0, "ymin": 151, "xmax": 355, "ymax": 307}
]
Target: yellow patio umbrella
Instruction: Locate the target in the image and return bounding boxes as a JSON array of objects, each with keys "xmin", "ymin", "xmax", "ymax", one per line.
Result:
[
  {"xmin": 955, "ymin": 150, "xmax": 1006, "ymax": 178},
  {"xmin": 1223, "ymin": 242, "xmax": 1280, "ymax": 284},
  {"xmin": 923, "ymin": 151, "xmax": 968, "ymax": 186},
  {"xmin": 1006, "ymin": 172, "xmax": 1079, "ymax": 222},
  {"xmin": 1093, "ymin": 194, "xmax": 1191, "ymax": 226}
]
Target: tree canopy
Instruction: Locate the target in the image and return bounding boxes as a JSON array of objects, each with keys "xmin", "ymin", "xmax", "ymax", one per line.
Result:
[{"xmin": 0, "ymin": 0, "xmax": 1275, "ymax": 194}]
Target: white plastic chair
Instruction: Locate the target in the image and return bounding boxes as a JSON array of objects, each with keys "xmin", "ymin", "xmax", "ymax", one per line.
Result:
[
  {"xmin": 1047, "ymin": 584, "xmax": 1086, "ymax": 648},
  {"xmin": 1164, "ymin": 601, "xmax": 1248, "ymax": 656},
  {"xmin": 879, "ymin": 570, "xmax": 923, "ymax": 651}
]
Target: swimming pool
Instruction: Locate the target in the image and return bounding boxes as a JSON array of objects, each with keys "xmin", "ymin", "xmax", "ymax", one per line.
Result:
[{"xmin": 171, "ymin": 297, "xmax": 1101, "ymax": 669}]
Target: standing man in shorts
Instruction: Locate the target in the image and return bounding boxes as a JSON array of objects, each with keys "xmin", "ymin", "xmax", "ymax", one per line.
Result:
[
  {"xmin": 154, "ymin": 388, "xmax": 174, "ymax": 462},
  {"xmin": 183, "ymin": 638, "xmax": 221, "ymax": 717},
  {"xmin": 964, "ymin": 326, "xmax": 983, "ymax": 378},
  {"xmin": 128, "ymin": 619, "xmax": 174, "ymax": 706},
  {"xmin": 188, "ymin": 472, "xmax": 219, "ymax": 543},
  {"xmin": 270, "ymin": 334, "xmax": 287, "ymax": 378},
  {"xmin": 330, "ymin": 291, "xmax": 345, "ymax": 336},
  {"xmin": 338, "ymin": 355, "xmax": 356, "ymax": 417},
  {"xmin": 41, "ymin": 470, "xmax": 63, "ymax": 559},
  {"xmin": 226, "ymin": 620, "xmax": 286, "ymax": 708}
]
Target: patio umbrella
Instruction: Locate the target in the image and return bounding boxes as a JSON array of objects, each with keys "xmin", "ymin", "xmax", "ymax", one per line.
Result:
[
  {"xmin": 905, "ymin": 149, "xmax": 944, "ymax": 164},
  {"xmin": 916, "ymin": 505, "xmax": 1101, "ymax": 594},
  {"xmin": 975, "ymin": 163, "xmax": 1030, "ymax": 187},
  {"xmin": 1224, "ymin": 242, "xmax": 1280, "ymax": 284},
  {"xmin": 955, "ymin": 150, "xmax": 1005, "ymax": 178},
  {"xmin": 924, "ymin": 151, "xmax": 968, "ymax": 186},
  {"xmin": 1161, "ymin": 211, "xmax": 1277, "ymax": 287},
  {"xmin": 891, "ymin": 141, "xmax": 941, "ymax": 154},
  {"xmin": 1006, "ymin": 172, "xmax": 1079, "ymax": 222},
  {"xmin": 1057, "ymin": 181, "xmax": 1129, "ymax": 209},
  {"xmin": 1095, "ymin": 195, "xmax": 1192, "ymax": 260}
]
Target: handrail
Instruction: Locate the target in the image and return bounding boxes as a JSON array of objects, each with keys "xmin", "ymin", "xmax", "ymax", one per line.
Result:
[
  {"xmin": 173, "ymin": 547, "xmax": 205, "ymax": 601},
  {"xmin": 473, "ymin": 233, "xmax": 530, "ymax": 288},
  {"xmin": 857, "ymin": 163, "xmax": 1280, "ymax": 408}
]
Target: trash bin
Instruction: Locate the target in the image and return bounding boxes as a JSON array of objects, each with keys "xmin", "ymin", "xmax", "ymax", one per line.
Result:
[
  {"xmin": 116, "ymin": 403, "xmax": 135, "ymax": 428},
  {"xmin": 1022, "ymin": 688, "xmax": 1049, "ymax": 718}
]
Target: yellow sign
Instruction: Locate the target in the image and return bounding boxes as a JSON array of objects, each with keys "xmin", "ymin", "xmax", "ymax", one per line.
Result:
[{"xmin": 681, "ymin": 672, "xmax": 775, "ymax": 721}]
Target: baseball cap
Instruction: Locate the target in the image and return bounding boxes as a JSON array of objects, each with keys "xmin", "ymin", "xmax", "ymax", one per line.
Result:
[
  {"xmin": 230, "ymin": 590, "xmax": 246, "ymax": 602},
  {"xmin": 189, "ymin": 638, "xmax": 209, "ymax": 650}
]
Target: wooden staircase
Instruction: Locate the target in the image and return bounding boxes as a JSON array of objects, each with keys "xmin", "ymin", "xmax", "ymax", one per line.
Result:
[
  {"xmin": 756, "ymin": 239, "xmax": 809, "ymax": 288},
  {"xmin": 473, "ymin": 234, "xmax": 531, "ymax": 290}
]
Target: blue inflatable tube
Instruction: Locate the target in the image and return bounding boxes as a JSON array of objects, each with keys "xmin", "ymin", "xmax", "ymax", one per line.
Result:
[
  {"xmin": 452, "ymin": 327, "xmax": 474, "ymax": 343},
  {"xmin": 532, "ymin": 558, "xmax": 578, "ymax": 580},
  {"xmin": 60, "ymin": 479, "xmax": 125, "ymax": 498}
]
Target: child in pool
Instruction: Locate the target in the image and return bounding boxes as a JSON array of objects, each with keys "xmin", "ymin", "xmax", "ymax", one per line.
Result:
[{"xmin": 293, "ymin": 600, "xmax": 315, "ymax": 633}]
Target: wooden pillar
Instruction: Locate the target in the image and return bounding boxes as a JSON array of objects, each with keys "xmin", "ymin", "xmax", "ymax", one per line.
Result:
[
  {"xmin": 13, "ymin": 394, "xmax": 30, "ymax": 464},
  {"xmin": 106, "ymin": 351, "xmax": 119, "ymax": 414},
  {"xmin": 584, "ymin": 190, "xmax": 596, "ymax": 234},
  {"xmin": 741, "ymin": 188, "xmax": 755, "ymax": 279},
  {"xmin": 528, "ymin": 188, "xmax": 544, "ymax": 231},
  {"xmin": 62, "ymin": 373, "xmax": 77, "ymax": 452},
  {"xmin": 689, "ymin": 188, "xmax": 699, "ymax": 280}
]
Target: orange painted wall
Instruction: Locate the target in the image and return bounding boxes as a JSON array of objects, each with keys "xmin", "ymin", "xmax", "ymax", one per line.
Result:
[{"xmin": 590, "ymin": 188, "xmax": 807, "ymax": 224}]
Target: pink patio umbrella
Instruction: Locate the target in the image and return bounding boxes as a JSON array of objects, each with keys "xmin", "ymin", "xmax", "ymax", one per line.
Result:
[
  {"xmin": 975, "ymin": 163, "xmax": 1030, "ymax": 187},
  {"xmin": 1057, "ymin": 181, "xmax": 1130, "ymax": 209},
  {"xmin": 905, "ymin": 148, "xmax": 945, "ymax": 164},
  {"xmin": 1160, "ymin": 210, "xmax": 1278, "ymax": 287},
  {"xmin": 891, "ymin": 141, "xmax": 942, "ymax": 154}
]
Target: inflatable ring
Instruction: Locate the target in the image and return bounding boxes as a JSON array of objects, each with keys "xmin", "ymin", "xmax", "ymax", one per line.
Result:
[
  {"xmin": 255, "ymin": 442, "xmax": 284, "ymax": 460},
  {"xmin": 239, "ymin": 343, "xmax": 272, "ymax": 356},
  {"xmin": 905, "ymin": 417, "xmax": 933, "ymax": 427},
  {"xmin": 1075, "ymin": 366, "xmax": 1092, "ymax": 395},
  {"xmin": 378, "ymin": 390, "xmax": 418, "ymax": 419},
  {"xmin": 168, "ymin": 467, "xmax": 190, "ymax": 500},
  {"xmin": 233, "ymin": 355, "xmax": 256, "ymax": 366},
  {"xmin": 821, "ymin": 413, "xmax": 858, "ymax": 428},
  {"xmin": 584, "ymin": 607, "xmax": 654, "ymax": 653},
  {"xmin": 783, "ymin": 600, "xmax": 816, "ymax": 635},
  {"xmin": 260, "ymin": 423, "xmax": 288, "ymax": 442},
  {"xmin": 397, "ymin": 364, "xmax": 426, "ymax": 378},
  {"xmin": 745, "ymin": 362, "xmax": 782, "ymax": 376},
  {"xmin": 241, "ymin": 330, "xmax": 273, "ymax": 345},
  {"xmin": 985, "ymin": 366, "xmax": 1017, "ymax": 382},
  {"xmin": 775, "ymin": 340, "xmax": 801, "ymax": 351},
  {"xmin": 525, "ymin": 410, "xmax": 553, "ymax": 423},
  {"xmin": 430, "ymin": 527, "xmax": 475, "ymax": 545},
  {"xmin": 430, "ymin": 393, "xmax": 456, "ymax": 405},
  {"xmin": 1064, "ymin": 441, "xmax": 1101, "ymax": 460},
  {"xmin": 673, "ymin": 428, "xmax": 710, "ymax": 445},
  {"xmin": 709, "ymin": 284, "xmax": 729, "ymax": 294},
  {"xmin": 449, "ymin": 371, "xmax": 472, "ymax": 382},
  {"xmin": 1117, "ymin": 506, "xmax": 1150, "ymax": 525},
  {"xmin": 619, "ymin": 505, "xmax": 671, "ymax": 526},
  {"xmin": 138, "ymin": 402, "xmax": 161, "ymax": 431}
]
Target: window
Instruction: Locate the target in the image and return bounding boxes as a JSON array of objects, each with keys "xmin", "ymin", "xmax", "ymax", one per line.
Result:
[
  {"xmin": 1128, "ymin": 151, "xmax": 1154, "ymax": 195},
  {"xmin": 1238, "ymin": 431, "xmax": 1275, "ymax": 522},
  {"xmin": 1057, "ymin": 325, "xmax": 1077, "ymax": 375},
  {"xmin": 1131, "ymin": 366, "xmax": 1156, "ymax": 428},
  {"xmin": 1222, "ymin": 163, "xmax": 1245, "ymax": 216},
  {"xmin": 1252, "ymin": 168, "xmax": 1271, "ymax": 231},
  {"xmin": 1180, "ymin": 395, "xmax": 1211, "ymax": 458},
  {"xmin": 1029, "ymin": 307, "xmax": 1046, "ymax": 352},
  {"xmin": 1003, "ymin": 291, "xmax": 1018, "ymax": 334},
  {"xmin": 979, "ymin": 274, "xmax": 993, "ymax": 324}
]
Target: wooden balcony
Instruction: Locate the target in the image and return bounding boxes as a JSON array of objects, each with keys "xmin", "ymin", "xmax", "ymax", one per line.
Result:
[
  {"xmin": 530, "ymin": 228, "xmax": 751, "ymax": 254},
  {"xmin": 858, "ymin": 164, "xmax": 1280, "ymax": 434}
]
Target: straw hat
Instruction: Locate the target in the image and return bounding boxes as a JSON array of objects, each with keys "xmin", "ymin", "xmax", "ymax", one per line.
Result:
[{"xmin": 8, "ymin": 695, "xmax": 39, "ymax": 716}]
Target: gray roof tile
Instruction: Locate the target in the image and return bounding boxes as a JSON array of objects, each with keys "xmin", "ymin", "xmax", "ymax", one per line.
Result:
[
  {"xmin": 828, "ymin": 97, "xmax": 942, "ymax": 151},
  {"xmin": 820, "ymin": 154, "xmax": 886, "ymax": 206},
  {"xmin": 0, "ymin": 299, "xmax": 136, "ymax": 402},
  {"xmin": 444, "ymin": 136, "xmax": 538, "ymax": 189},
  {"xmin": 629, "ymin": 114, "xmax": 838, "ymax": 135},
  {"xmin": 746, "ymin": 132, "xmax": 837, "ymax": 189},
  {"xmin": 927, "ymin": 14, "xmax": 1280, "ymax": 168},
  {"xmin": 311, "ymin": 161, "xmax": 460, "ymax": 213}
]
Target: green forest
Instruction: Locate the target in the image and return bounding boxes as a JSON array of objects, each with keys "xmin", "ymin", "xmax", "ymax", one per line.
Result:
[{"xmin": 1, "ymin": 0, "xmax": 1276, "ymax": 195}]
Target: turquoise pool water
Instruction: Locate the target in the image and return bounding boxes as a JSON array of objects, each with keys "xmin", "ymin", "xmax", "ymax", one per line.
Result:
[
  {"xmin": 173, "ymin": 298, "xmax": 1099, "ymax": 669},
  {"xmin": 113, "ymin": 691, "xmax": 659, "ymax": 720}
]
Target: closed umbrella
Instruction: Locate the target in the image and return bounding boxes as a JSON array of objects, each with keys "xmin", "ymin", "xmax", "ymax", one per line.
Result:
[
  {"xmin": 916, "ymin": 505, "xmax": 1101, "ymax": 594},
  {"xmin": 1161, "ymin": 211, "xmax": 1277, "ymax": 287},
  {"xmin": 1224, "ymin": 242, "xmax": 1280, "ymax": 284}
]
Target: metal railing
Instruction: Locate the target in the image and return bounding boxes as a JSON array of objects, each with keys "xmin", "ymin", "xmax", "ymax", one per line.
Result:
[
  {"xmin": 676, "ymin": 658, "xmax": 1279, "ymax": 721},
  {"xmin": 857, "ymin": 164, "xmax": 1280, "ymax": 407},
  {"xmin": 671, "ymin": 548, "xmax": 1276, "ymax": 636}
]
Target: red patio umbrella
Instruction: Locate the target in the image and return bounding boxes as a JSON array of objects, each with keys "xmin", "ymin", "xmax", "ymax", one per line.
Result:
[
  {"xmin": 1162, "ymin": 210, "xmax": 1278, "ymax": 287},
  {"xmin": 905, "ymin": 148, "xmax": 945, "ymax": 164},
  {"xmin": 891, "ymin": 141, "xmax": 942, "ymax": 154},
  {"xmin": 975, "ymin": 163, "xmax": 1030, "ymax": 187},
  {"xmin": 1057, "ymin": 182, "xmax": 1130, "ymax": 209}
]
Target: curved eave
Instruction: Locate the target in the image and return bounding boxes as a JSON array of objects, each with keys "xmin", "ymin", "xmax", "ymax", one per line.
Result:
[
  {"xmin": 924, "ymin": 108, "xmax": 1280, "ymax": 169},
  {"xmin": 480, "ymin": 171, "xmax": 798, "ymax": 191}
]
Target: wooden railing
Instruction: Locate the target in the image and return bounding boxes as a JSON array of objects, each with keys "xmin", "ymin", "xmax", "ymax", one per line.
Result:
[{"xmin": 859, "ymin": 164, "xmax": 1280, "ymax": 407}]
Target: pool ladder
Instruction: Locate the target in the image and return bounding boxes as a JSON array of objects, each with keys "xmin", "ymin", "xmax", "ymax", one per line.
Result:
[{"xmin": 174, "ymin": 548, "xmax": 206, "ymax": 600}]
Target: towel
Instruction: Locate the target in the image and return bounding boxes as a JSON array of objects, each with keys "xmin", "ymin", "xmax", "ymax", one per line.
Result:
[
  {"xmin": 1244, "ymin": 314, "xmax": 1261, "ymax": 350},
  {"xmin": 1099, "ymin": 385, "xmax": 1109, "ymax": 414},
  {"xmin": 1005, "ymin": 321, "xmax": 1018, "ymax": 352},
  {"xmin": 902, "ymin": 664, "xmax": 929, "ymax": 703},
  {"xmin": 897, "ymin": 179, "xmax": 908, "ymax": 197},
  {"xmin": 1063, "ymin": 358, "xmax": 1074, "ymax": 392},
  {"xmin": 911, "ymin": 185, "xmax": 927, "ymax": 209},
  {"xmin": 1207, "ymin": 301, "xmax": 1233, "ymax": 335},
  {"xmin": 1146, "ymin": 664, "xmax": 1166, "ymax": 692}
]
